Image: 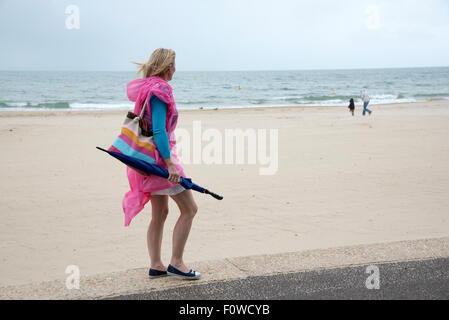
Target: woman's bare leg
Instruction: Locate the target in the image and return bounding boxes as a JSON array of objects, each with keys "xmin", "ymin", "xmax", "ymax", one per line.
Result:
[
  {"xmin": 147, "ymin": 194, "xmax": 169, "ymax": 270},
  {"xmin": 169, "ymin": 189, "xmax": 198, "ymax": 273}
]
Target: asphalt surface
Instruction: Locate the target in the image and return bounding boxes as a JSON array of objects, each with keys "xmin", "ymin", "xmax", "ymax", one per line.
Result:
[{"xmin": 107, "ymin": 257, "xmax": 449, "ymax": 300}]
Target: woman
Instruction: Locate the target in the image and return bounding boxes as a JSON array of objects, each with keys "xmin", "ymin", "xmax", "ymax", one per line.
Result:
[
  {"xmin": 123, "ymin": 48, "xmax": 200, "ymax": 280},
  {"xmin": 348, "ymin": 98, "xmax": 355, "ymax": 116}
]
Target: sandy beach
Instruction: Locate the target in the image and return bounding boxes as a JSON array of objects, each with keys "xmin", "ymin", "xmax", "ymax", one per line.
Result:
[{"xmin": 1, "ymin": 100, "xmax": 449, "ymax": 288}]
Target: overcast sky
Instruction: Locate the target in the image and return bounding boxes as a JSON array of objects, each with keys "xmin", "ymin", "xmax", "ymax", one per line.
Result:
[{"xmin": 1, "ymin": 0, "xmax": 449, "ymax": 71}]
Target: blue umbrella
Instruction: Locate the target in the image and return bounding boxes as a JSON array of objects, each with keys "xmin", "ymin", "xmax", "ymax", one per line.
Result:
[{"xmin": 96, "ymin": 147, "xmax": 223, "ymax": 200}]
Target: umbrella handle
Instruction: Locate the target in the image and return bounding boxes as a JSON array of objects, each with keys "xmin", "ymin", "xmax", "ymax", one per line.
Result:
[
  {"xmin": 96, "ymin": 146, "xmax": 108, "ymax": 153},
  {"xmin": 204, "ymin": 189, "xmax": 223, "ymax": 200}
]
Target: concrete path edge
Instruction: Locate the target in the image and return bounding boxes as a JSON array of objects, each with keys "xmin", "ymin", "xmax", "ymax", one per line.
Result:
[{"xmin": 1, "ymin": 236, "xmax": 448, "ymax": 300}]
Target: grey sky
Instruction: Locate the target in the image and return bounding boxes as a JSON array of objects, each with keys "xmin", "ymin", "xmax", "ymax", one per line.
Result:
[{"xmin": 1, "ymin": 0, "xmax": 449, "ymax": 71}]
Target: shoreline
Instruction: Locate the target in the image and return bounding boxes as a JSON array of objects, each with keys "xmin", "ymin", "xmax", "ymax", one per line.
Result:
[{"xmin": 0, "ymin": 100, "xmax": 445, "ymax": 117}]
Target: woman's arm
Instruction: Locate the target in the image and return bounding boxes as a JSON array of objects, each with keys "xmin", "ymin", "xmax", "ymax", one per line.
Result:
[
  {"xmin": 151, "ymin": 94, "xmax": 171, "ymax": 159},
  {"xmin": 150, "ymin": 94, "xmax": 180, "ymax": 183}
]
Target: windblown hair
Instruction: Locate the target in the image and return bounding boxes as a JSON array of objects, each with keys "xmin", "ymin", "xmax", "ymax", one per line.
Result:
[{"xmin": 134, "ymin": 48, "xmax": 176, "ymax": 78}]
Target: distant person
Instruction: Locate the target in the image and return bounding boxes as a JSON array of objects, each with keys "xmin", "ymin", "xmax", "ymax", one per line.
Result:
[
  {"xmin": 348, "ymin": 98, "xmax": 355, "ymax": 116},
  {"xmin": 360, "ymin": 90, "xmax": 372, "ymax": 116}
]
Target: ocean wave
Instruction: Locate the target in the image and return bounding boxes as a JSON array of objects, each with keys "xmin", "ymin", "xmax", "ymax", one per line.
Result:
[
  {"xmin": 413, "ymin": 93, "xmax": 449, "ymax": 98},
  {"xmin": 249, "ymin": 99, "xmax": 268, "ymax": 105},
  {"xmin": 370, "ymin": 94, "xmax": 397, "ymax": 99},
  {"xmin": 70, "ymin": 103, "xmax": 132, "ymax": 110},
  {"xmin": 302, "ymin": 95, "xmax": 354, "ymax": 101},
  {"xmin": 0, "ymin": 101, "xmax": 132, "ymax": 110},
  {"xmin": 370, "ymin": 98, "xmax": 416, "ymax": 105},
  {"xmin": 0, "ymin": 96, "xmax": 445, "ymax": 112},
  {"xmin": 0, "ymin": 101, "xmax": 71, "ymax": 109},
  {"xmin": 177, "ymin": 100, "xmax": 211, "ymax": 105}
]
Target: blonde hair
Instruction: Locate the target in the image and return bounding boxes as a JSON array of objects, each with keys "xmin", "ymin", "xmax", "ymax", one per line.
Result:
[{"xmin": 134, "ymin": 48, "xmax": 176, "ymax": 78}]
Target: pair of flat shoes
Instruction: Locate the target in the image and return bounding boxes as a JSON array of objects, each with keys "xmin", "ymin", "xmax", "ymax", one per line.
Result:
[{"xmin": 149, "ymin": 264, "xmax": 201, "ymax": 280}]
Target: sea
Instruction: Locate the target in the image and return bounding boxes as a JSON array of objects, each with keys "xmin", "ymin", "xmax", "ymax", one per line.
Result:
[{"xmin": 0, "ymin": 67, "xmax": 448, "ymax": 111}]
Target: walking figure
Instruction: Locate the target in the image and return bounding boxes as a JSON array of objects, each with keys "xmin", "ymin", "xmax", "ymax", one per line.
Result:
[
  {"xmin": 361, "ymin": 90, "xmax": 372, "ymax": 116},
  {"xmin": 348, "ymin": 98, "xmax": 355, "ymax": 116}
]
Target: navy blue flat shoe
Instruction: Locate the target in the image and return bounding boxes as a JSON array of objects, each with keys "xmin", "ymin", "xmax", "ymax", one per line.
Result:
[
  {"xmin": 149, "ymin": 268, "xmax": 168, "ymax": 279},
  {"xmin": 167, "ymin": 264, "xmax": 201, "ymax": 280}
]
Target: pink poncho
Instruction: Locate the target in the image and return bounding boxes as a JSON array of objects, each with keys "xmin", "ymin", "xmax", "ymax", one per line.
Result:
[{"xmin": 122, "ymin": 76, "xmax": 186, "ymax": 226}]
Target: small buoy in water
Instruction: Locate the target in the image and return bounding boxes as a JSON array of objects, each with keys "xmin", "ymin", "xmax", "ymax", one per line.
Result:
[
  {"xmin": 238, "ymin": 86, "xmax": 242, "ymax": 91},
  {"xmin": 427, "ymin": 98, "xmax": 432, "ymax": 102}
]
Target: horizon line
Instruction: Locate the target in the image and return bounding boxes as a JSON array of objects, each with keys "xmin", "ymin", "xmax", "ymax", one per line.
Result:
[{"xmin": 1, "ymin": 65, "xmax": 448, "ymax": 73}]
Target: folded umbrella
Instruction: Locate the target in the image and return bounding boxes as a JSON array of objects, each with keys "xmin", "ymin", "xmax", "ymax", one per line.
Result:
[{"xmin": 96, "ymin": 147, "xmax": 223, "ymax": 200}]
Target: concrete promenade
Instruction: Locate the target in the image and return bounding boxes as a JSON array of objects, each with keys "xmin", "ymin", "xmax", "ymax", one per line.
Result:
[{"xmin": 1, "ymin": 237, "xmax": 448, "ymax": 300}]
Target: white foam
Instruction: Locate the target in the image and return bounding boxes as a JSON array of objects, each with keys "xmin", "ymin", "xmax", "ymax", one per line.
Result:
[{"xmin": 69, "ymin": 103, "xmax": 132, "ymax": 110}]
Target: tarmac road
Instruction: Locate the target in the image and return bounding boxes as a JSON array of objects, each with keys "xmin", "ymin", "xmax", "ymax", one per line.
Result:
[{"xmin": 108, "ymin": 257, "xmax": 449, "ymax": 300}]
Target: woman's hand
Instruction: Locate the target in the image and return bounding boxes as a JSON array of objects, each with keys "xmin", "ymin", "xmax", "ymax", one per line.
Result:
[{"xmin": 165, "ymin": 158, "xmax": 180, "ymax": 184}]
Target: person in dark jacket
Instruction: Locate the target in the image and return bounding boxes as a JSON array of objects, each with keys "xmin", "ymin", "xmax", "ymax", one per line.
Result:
[{"xmin": 348, "ymin": 98, "xmax": 355, "ymax": 116}]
